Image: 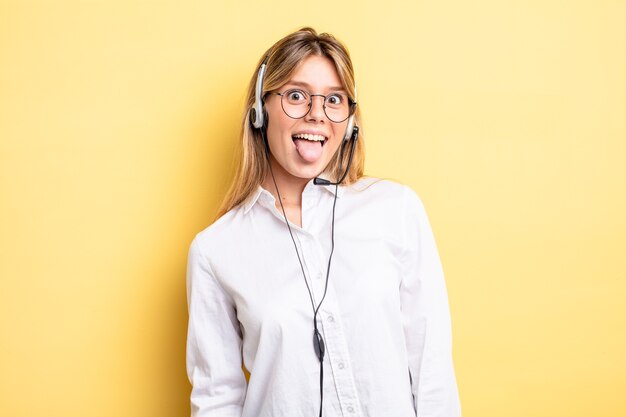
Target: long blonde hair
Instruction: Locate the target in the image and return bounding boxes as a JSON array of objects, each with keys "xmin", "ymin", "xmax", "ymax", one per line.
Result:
[{"xmin": 215, "ymin": 27, "xmax": 365, "ymax": 220}]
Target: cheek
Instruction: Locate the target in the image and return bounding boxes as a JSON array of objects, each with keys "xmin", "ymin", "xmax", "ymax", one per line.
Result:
[
  {"xmin": 266, "ymin": 111, "xmax": 295, "ymax": 143},
  {"xmin": 329, "ymin": 124, "xmax": 348, "ymax": 147}
]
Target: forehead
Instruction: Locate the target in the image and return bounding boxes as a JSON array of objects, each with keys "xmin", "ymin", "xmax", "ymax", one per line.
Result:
[{"xmin": 284, "ymin": 55, "xmax": 345, "ymax": 91}]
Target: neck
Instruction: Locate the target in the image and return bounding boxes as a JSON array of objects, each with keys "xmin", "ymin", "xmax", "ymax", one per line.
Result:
[{"xmin": 261, "ymin": 157, "xmax": 309, "ymax": 208}]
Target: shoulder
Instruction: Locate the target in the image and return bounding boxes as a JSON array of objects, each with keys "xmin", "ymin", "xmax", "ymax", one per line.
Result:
[
  {"xmin": 345, "ymin": 176, "xmax": 424, "ymax": 209},
  {"xmin": 339, "ymin": 177, "xmax": 429, "ymax": 237},
  {"xmin": 189, "ymin": 205, "xmax": 246, "ymax": 259}
]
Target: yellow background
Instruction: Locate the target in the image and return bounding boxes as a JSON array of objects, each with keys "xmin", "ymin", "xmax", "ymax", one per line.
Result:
[{"xmin": 1, "ymin": 0, "xmax": 625, "ymax": 416}]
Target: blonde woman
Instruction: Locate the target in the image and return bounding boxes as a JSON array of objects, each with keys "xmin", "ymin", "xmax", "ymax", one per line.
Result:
[{"xmin": 186, "ymin": 27, "xmax": 461, "ymax": 417}]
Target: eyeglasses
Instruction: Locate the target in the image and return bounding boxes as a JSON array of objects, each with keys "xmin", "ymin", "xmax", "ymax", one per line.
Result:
[{"xmin": 270, "ymin": 88, "xmax": 356, "ymax": 123}]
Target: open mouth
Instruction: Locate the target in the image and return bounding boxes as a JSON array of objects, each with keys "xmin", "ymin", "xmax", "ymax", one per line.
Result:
[{"xmin": 292, "ymin": 133, "xmax": 328, "ymax": 147}]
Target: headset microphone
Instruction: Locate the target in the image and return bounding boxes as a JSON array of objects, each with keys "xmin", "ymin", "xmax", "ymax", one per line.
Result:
[
  {"xmin": 313, "ymin": 126, "xmax": 359, "ymax": 186},
  {"xmin": 314, "ymin": 78, "xmax": 358, "ymax": 187}
]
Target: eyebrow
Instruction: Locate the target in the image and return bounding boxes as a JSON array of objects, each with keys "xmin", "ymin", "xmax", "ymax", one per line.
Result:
[{"xmin": 285, "ymin": 80, "xmax": 347, "ymax": 93}]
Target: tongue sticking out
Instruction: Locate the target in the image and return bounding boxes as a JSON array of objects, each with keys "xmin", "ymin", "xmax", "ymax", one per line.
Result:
[{"xmin": 293, "ymin": 139, "xmax": 323, "ymax": 162}]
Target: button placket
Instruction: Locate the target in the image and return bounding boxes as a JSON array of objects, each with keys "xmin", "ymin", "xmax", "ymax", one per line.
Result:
[
  {"xmin": 300, "ymin": 184, "xmax": 362, "ymax": 415},
  {"xmin": 306, "ymin": 236, "xmax": 327, "ymax": 296},
  {"xmin": 300, "ymin": 184, "xmax": 322, "ymax": 233},
  {"xmin": 296, "ymin": 233, "xmax": 323, "ymax": 305},
  {"xmin": 318, "ymin": 288, "xmax": 363, "ymax": 417}
]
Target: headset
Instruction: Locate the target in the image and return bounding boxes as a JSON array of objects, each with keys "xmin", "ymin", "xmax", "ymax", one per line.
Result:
[
  {"xmin": 250, "ymin": 55, "xmax": 358, "ymax": 148},
  {"xmin": 248, "ymin": 53, "xmax": 359, "ymax": 417}
]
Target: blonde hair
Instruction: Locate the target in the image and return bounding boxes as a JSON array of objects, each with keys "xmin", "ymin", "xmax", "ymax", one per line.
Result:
[{"xmin": 215, "ymin": 27, "xmax": 365, "ymax": 220}]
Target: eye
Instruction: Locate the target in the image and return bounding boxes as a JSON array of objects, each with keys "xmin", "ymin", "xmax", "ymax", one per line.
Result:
[
  {"xmin": 285, "ymin": 89, "xmax": 308, "ymax": 104},
  {"xmin": 326, "ymin": 93, "xmax": 344, "ymax": 107}
]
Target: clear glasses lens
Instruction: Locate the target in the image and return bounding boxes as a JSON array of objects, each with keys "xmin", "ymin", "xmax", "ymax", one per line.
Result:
[{"xmin": 280, "ymin": 89, "xmax": 352, "ymax": 123}]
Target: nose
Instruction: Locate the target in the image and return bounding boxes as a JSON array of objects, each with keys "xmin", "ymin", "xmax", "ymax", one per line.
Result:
[{"xmin": 306, "ymin": 95, "xmax": 326, "ymax": 122}]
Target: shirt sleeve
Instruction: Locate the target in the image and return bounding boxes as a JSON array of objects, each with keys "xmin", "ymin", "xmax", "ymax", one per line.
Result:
[
  {"xmin": 186, "ymin": 236, "xmax": 247, "ymax": 417},
  {"xmin": 399, "ymin": 187, "xmax": 461, "ymax": 417}
]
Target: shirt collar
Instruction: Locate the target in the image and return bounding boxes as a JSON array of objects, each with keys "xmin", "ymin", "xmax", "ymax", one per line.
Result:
[
  {"xmin": 242, "ymin": 186, "xmax": 265, "ymax": 214},
  {"xmin": 243, "ymin": 178, "xmax": 344, "ymax": 214}
]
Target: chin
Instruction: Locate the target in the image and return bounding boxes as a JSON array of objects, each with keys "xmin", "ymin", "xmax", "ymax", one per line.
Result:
[
  {"xmin": 291, "ymin": 158, "xmax": 328, "ymax": 177},
  {"xmin": 288, "ymin": 162, "xmax": 326, "ymax": 180}
]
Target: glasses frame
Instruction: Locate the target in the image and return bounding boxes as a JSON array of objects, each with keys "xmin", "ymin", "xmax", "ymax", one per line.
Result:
[{"xmin": 269, "ymin": 89, "xmax": 357, "ymax": 123}]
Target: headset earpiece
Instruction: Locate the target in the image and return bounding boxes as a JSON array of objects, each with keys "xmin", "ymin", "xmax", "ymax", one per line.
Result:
[
  {"xmin": 343, "ymin": 83, "xmax": 358, "ymax": 141},
  {"xmin": 250, "ymin": 56, "xmax": 269, "ymax": 129},
  {"xmin": 344, "ymin": 114, "xmax": 355, "ymax": 142}
]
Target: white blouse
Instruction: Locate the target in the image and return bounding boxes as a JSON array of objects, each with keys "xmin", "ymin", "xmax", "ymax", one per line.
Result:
[{"xmin": 186, "ymin": 177, "xmax": 461, "ymax": 417}]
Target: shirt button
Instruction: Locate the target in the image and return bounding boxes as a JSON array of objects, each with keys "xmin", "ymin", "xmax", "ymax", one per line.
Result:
[
  {"xmin": 327, "ymin": 315, "xmax": 335, "ymax": 322},
  {"xmin": 347, "ymin": 406, "xmax": 354, "ymax": 413},
  {"xmin": 338, "ymin": 362, "xmax": 345, "ymax": 369},
  {"xmin": 316, "ymin": 272, "xmax": 323, "ymax": 280}
]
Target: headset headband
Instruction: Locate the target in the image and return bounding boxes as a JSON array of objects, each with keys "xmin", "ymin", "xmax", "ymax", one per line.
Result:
[{"xmin": 250, "ymin": 55, "xmax": 357, "ymax": 142}]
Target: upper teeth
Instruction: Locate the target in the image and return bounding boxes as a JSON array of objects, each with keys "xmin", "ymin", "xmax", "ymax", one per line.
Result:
[{"xmin": 293, "ymin": 133, "xmax": 325, "ymax": 142}]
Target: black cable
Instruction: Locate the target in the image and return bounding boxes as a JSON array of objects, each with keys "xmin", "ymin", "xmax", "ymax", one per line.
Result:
[{"xmin": 262, "ymin": 128, "xmax": 346, "ymax": 417}]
